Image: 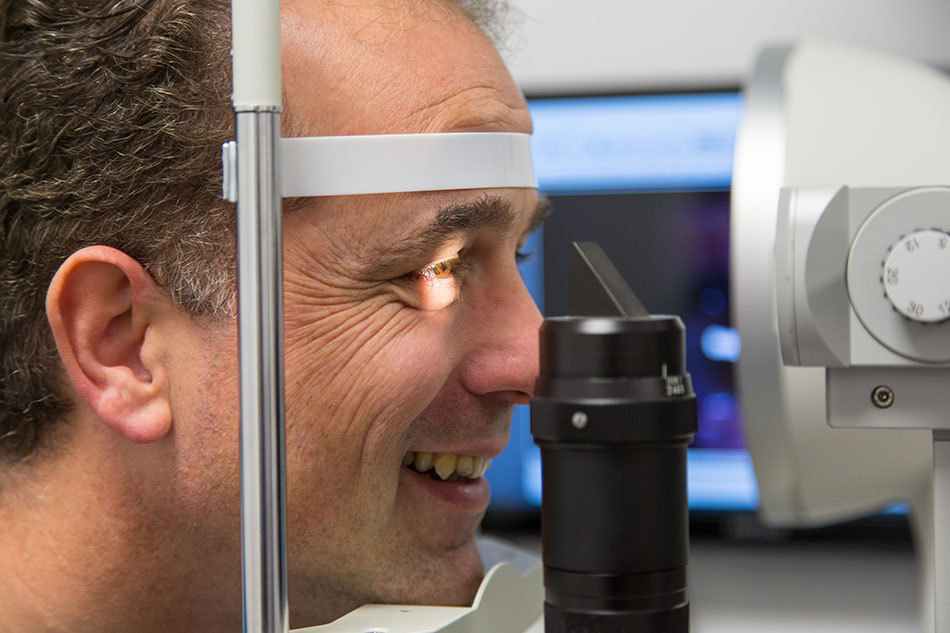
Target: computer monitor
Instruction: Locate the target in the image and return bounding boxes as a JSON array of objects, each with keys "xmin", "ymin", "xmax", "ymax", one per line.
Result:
[{"xmin": 486, "ymin": 92, "xmax": 758, "ymax": 517}]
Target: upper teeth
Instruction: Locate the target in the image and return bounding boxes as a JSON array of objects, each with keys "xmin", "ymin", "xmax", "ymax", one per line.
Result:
[{"xmin": 403, "ymin": 451, "xmax": 491, "ymax": 481}]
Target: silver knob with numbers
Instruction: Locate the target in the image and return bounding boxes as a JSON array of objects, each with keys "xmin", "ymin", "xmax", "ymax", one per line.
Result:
[{"xmin": 881, "ymin": 229, "xmax": 950, "ymax": 323}]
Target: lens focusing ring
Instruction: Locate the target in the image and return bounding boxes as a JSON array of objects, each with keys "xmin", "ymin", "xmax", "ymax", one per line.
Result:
[
  {"xmin": 539, "ymin": 316, "xmax": 688, "ymax": 380},
  {"xmin": 531, "ymin": 398, "xmax": 696, "ymax": 443},
  {"xmin": 533, "ymin": 315, "xmax": 696, "ymax": 443},
  {"xmin": 543, "ymin": 602, "xmax": 689, "ymax": 633},
  {"xmin": 544, "ymin": 566, "xmax": 687, "ymax": 609}
]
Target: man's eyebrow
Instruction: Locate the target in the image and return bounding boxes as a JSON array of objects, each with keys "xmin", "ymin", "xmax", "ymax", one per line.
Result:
[{"xmin": 364, "ymin": 194, "xmax": 550, "ymax": 278}]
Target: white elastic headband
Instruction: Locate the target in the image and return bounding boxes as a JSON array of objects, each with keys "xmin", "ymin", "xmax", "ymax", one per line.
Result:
[{"xmin": 222, "ymin": 132, "xmax": 535, "ymax": 201}]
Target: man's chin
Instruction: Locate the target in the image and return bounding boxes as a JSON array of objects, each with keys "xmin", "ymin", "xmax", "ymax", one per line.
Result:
[
  {"xmin": 370, "ymin": 531, "xmax": 486, "ymax": 605},
  {"xmin": 396, "ymin": 538, "xmax": 486, "ymax": 608},
  {"xmin": 289, "ymin": 540, "xmax": 484, "ymax": 628}
]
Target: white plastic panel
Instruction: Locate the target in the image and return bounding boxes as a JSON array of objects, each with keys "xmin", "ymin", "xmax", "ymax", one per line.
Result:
[{"xmin": 731, "ymin": 40, "xmax": 950, "ymax": 527}]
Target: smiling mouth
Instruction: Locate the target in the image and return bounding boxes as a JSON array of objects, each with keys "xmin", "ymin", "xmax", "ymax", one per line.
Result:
[{"xmin": 403, "ymin": 451, "xmax": 492, "ymax": 482}]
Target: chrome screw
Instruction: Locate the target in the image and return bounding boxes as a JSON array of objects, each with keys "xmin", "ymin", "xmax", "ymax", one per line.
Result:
[
  {"xmin": 571, "ymin": 411, "xmax": 589, "ymax": 429},
  {"xmin": 871, "ymin": 385, "xmax": 895, "ymax": 409}
]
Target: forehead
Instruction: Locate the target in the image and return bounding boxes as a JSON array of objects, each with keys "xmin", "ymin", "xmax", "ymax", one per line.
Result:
[
  {"xmin": 278, "ymin": 0, "xmax": 537, "ymax": 262},
  {"xmin": 280, "ymin": 0, "xmax": 531, "ymax": 137}
]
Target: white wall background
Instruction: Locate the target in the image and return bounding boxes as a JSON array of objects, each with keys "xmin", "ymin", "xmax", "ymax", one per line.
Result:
[{"xmin": 502, "ymin": 0, "xmax": 950, "ymax": 94}]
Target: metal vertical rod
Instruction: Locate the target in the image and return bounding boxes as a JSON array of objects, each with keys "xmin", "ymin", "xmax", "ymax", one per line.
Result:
[
  {"xmin": 934, "ymin": 431, "xmax": 950, "ymax": 633},
  {"xmin": 236, "ymin": 108, "xmax": 288, "ymax": 633},
  {"xmin": 231, "ymin": 0, "xmax": 285, "ymax": 628}
]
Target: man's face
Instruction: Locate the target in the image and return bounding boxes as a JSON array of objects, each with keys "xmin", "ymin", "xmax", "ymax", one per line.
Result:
[{"xmin": 193, "ymin": 1, "xmax": 543, "ymax": 625}]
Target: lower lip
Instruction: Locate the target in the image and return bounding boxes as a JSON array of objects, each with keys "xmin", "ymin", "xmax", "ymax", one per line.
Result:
[{"xmin": 400, "ymin": 466, "xmax": 492, "ymax": 512}]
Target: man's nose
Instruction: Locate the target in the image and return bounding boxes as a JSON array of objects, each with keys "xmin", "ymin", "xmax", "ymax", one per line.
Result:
[{"xmin": 458, "ymin": 267, "xmax": 544, "ymax": 404}]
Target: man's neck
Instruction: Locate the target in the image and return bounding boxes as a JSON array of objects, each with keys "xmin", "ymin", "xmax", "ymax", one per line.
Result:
[
  {"xmin": 0, "ymin": 454, "xmax": 118, "ymax": 632},
  {"xmin": 0, "ymin": 431, "xmax": 242, "ymax": 633}
]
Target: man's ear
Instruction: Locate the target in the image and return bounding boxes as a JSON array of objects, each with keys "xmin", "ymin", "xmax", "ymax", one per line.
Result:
[{"xmin": 46, "ymin": 246, "xmax": 172, "ymax": 444}]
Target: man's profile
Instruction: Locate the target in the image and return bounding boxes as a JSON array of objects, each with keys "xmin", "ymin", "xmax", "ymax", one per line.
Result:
[{"xmin": 0, "ymin": 1, "xmax": 546, "ymax": 631}]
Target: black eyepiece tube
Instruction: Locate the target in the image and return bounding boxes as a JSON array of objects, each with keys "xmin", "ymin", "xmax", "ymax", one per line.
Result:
[{"xmin": 531, "ymin": 315, "xmax": 697, "ymax": 633}]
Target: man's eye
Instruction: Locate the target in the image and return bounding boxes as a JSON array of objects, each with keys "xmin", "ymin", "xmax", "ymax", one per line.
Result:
[
  {"xmin": 416, "ymin": 259, "xmax": 454, "ymax": 280},
  {"xmin": 401, "ymin": 257, "xmax": 463, "ymax": 311}
]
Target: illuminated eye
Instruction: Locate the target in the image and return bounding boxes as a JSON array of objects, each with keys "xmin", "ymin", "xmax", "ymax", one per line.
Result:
[
  {"xmin": 403, "ymin": 257, "xmax": 462, "ymax": 311},
  {"xmin": 424, "ymin": 260, "xmax": 453, "ymax": 279}
]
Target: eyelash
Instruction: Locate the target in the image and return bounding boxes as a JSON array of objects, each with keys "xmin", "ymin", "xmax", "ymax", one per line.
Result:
[
  {"xmin": 405, "ymin": 256, "xmax": 464, "ymax": 282},
  {"xmin": 407, "ymin": 246, "xmax": 527, "ymax": 283}
]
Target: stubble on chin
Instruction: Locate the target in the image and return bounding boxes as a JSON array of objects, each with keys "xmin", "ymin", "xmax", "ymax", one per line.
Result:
[
  {"xmin": 372, "ymin": 536, "xmax": 486, "ymax": 608},
  {"xmin": 287, "ymin": 532, "xmax": 485, "ymax": 627}
]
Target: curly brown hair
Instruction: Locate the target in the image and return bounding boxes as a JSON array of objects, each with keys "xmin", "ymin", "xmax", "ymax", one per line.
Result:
[
  {"xmin": 0, "ymin": 0, "xmax": 511, "ymax": 466},
  {"xmin": 0, "ymin": 0, "xmax": 235, "ymax": 464}
]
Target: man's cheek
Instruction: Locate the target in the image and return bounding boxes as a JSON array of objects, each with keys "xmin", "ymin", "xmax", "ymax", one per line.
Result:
[
  {"xmin": 284, "ymin": 302, "xmax": 456, "ymax": 445},
  {"xmin": 293, "ymin": 331, "xmax": 454, "ymax": 425},
  {"xmin": 284, "ymin": 294, "xmax": 405, "ymax": 375}
]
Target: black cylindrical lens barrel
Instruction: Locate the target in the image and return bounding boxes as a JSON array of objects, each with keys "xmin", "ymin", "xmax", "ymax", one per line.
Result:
[{"xmin": 531, "ymin": 316, "xmax": 697, "ymax": 633}]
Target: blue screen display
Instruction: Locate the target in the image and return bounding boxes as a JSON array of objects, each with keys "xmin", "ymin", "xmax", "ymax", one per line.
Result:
[
  {"xmin": 486, "ymin": 92, "xmax": 759, "ymax": 514},
  {"xmin": 530, "ymin": 93, "xmax": 740, "ymax": 193}
]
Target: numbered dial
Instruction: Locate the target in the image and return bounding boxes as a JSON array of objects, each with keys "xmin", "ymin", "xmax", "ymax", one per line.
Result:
[{"xmin": 881, "ymin": 229, "xmax": 950, "ymax": 323}]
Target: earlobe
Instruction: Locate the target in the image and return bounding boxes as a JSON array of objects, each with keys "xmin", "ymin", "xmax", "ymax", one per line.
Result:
[{"xmin": 46, "ymin": 246, "xmax": 172, "ymax": 444}]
